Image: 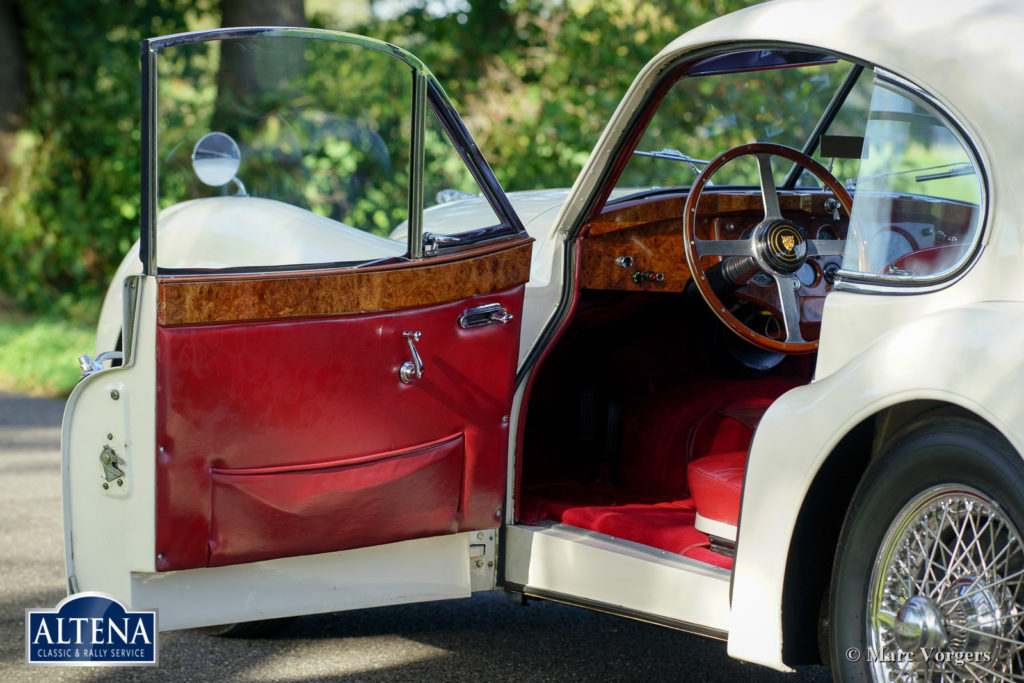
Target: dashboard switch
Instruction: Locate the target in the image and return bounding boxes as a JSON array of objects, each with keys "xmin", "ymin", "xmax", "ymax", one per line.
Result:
[{"xmin": 631, "ymin": 270, "xmax": 665, "ymax": 284}]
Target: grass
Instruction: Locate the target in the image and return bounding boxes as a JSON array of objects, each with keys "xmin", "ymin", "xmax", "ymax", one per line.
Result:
[{"xmin": 0, "ymin": 314, "xmax": 95, "ymax": 398}]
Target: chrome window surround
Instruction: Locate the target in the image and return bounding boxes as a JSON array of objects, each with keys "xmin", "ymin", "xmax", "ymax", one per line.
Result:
[
  {"xmin": 833, "ymin": 69, "xmax": 989, "ymax": 295},
  {"xmin": 408, "ymin": 71, "xmax": 426, "ymax": 260},
  {"xmin": 139, "ymin": 27, "xmax": 524, "ymax": 275}
]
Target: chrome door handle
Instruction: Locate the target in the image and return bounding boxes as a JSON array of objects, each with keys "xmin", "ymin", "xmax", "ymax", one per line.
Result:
[
  {"xmin": 459, "ymin": 303, "xmax": 514, "ymax": 329},
  {"xmin": 399, "ymin": 331, "xmax": 424, "ymax": 384}
]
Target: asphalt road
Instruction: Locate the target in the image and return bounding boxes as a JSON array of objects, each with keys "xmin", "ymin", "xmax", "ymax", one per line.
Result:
[{"xmin": 0, "ymin": 390, "xmax": 832, "ymax": 682}]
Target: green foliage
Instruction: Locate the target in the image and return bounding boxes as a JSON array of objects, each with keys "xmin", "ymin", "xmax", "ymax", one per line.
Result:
[
  {"xmin": 0, "ymin": 0, "xmax": 209, "ymax": 319},
  {"xmin": 348, "ymin": 0, "xmax": 758, "ymax": 191},
  {"xmin": 0, "ymin": 314, "xmax": 94, "ymax": 397}
]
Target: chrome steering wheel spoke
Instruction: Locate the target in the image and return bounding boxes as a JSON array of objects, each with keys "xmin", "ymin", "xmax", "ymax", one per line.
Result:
[
  {"xmin": 694, "ymin": 237, "xmax": 755, "ymax": 257},
  {"xmin": 756, "ymin": 153, "xmax": 783, "ymax": 221},
  {"xmin": 772, "ymin": 273, "xmax": 805, "ymax": 344}
]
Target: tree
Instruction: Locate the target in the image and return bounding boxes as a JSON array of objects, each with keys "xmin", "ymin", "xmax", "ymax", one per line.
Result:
[
  {"xmin": 0, "ymin": 0, "xmax": 25, "ymax": 190},
  {"xmin": 0, "ymin": 0, "xmax": 198, "ymax": 316},
  {"xmin": 221, "ymin": 0, "xmax": 304, "ymax": 27},
  {"xmin": 214, "ymin": 0, "xmax": 307, "ymax": 132}
]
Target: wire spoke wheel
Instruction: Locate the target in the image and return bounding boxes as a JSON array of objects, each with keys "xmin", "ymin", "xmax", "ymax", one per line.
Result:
[{"xmin": 868, "ymin": 484, "xmax": 1024, "ymax": 681}]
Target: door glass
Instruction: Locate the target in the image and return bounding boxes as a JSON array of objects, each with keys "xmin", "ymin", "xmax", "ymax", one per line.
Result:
[
  {"xmin": 387, "ymin": 108, "xmax": 502, "ymax": 242},
  {"xmin": 424, "ymin": 110, "xmax": 500, "ymax": 231},
  {"xmin": 154, "ymin": 36, "xmax": 414, "ymax": 270}
]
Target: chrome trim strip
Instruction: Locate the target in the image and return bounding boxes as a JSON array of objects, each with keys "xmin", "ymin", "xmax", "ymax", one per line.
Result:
[
  {"xmin": 506, "ymin": 583, "xmax": 729, "ymax": 641},
  {"xmin": 121, "ymin": 274, "xmax": 144, "ymax": 368},
  {"xmin": 139, "ymin": 42, "xmax": 157, "ymax": 276},
  {"xmin": 833, "ymin": 251, "xmax": 986, "ymax": 295},
  {"xmin": 424, "ymin": 80, "xmax": 526, "ymax": 237},
  {"xmin": 408, "ymin": 71, "xmax": 426, "ymax": 259},
  {"xmin": 144, "ymin": 27, "xmax": 431, "ymax": 72}
]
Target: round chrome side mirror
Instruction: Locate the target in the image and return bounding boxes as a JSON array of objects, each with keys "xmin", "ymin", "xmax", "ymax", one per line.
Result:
[{"xmin": 191, "ymin": 132, "xmax": 243, "ymax": 191}]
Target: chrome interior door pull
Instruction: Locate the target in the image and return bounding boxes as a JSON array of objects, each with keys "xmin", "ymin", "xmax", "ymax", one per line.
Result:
[
  {"xmin": 399, "ymin": 331, "xmax": 424, "ymax": 384},
  {"xmin": 459, "ymin": 303, "xmax": 514, "ymax": 329}
]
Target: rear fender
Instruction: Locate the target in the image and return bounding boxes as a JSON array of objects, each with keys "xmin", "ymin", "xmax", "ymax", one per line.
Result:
[{"xmin": 727, "ymin": 302, "xmax": 1024, "ymax": 670}]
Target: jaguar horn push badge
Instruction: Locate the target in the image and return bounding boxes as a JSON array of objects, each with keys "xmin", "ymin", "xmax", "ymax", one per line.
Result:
[{"xmin": 757, "ymin": 220, "xmax": 807, "ymax": 273}]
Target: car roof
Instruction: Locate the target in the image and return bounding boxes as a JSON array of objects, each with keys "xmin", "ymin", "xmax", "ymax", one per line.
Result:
[{"xmin": 658, "ymin": 0, "xmax": 1022, "ymax": 172}]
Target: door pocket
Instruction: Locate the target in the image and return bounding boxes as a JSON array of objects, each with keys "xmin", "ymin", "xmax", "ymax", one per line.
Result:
[{"xmin": 208, "ymin": 433, "xmax": 465, "ymax": 566}]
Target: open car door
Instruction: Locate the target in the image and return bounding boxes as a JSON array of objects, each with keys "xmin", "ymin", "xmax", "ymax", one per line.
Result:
[{"xmin": 62, "ymin": 28, "xmax": 530, "ymax": 629}]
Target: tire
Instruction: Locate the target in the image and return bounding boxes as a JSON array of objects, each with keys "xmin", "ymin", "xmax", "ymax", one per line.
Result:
[
  {"xmin": 829, "ymin": 414, "xmax": 1024, "ymax": 681},
  {"xmin": 197, "ymin": 617, "xmax": 297, "ymax": 639}
]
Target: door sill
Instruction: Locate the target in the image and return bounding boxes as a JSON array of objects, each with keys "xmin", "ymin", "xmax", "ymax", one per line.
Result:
[{"xmin": 504, "ymin": 522, "xmax": 731, "ymax": 634}]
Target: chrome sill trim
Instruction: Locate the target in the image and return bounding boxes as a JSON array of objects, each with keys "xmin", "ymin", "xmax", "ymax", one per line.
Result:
[
  {"xmin": 523, "ymin": 520, "xmax": 732, "ymax": 577},
  {"xmin": 506, "ymin": 583, "xmax": 728, "ymax": 642}
]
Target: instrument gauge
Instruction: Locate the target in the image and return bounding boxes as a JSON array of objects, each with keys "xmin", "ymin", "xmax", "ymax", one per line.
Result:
[
  {"xmin": 796, "ymin": 262, "xmax": 818, "ymax": 287},
  {"xmin": 816, "ymin": 224, "xmax": 841, "ymax": 241}
]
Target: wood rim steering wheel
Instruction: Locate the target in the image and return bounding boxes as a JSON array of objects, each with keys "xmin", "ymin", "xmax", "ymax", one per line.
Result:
[{"xmin": 682, "ymin": 142, "xmax": 853, "ymax": 354}]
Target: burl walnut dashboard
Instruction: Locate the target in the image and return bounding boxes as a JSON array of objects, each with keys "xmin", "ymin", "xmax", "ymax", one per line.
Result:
[
  {"xmin": 580, "ymin": 191, "xmax": 848, "ymax": 311},
  {"xmin": 579, "ymin": 188, "xmax": 977, "ymax": 338}
]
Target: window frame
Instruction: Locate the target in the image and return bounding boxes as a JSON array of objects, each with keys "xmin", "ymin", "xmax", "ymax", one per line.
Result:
[{"xmin": 833, "ymin": 70, "xmax": 989, "ymax": 294}]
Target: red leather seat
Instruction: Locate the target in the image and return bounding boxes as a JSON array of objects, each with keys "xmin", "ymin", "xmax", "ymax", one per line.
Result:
[
  {"xmin": 687, "ymin": 451, "xmax": 746, "ymax": 542},
  {"xmin": 616, "ymin": 378, "xmax": 796, "ymax": 500}
]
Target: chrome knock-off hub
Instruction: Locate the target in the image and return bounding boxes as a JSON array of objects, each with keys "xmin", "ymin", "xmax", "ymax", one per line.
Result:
[{"xmin": 893, "ymin": 595, "xmax": 948, "ymax": 651}]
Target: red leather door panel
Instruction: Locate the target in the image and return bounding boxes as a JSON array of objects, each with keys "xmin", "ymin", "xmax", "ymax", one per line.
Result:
[{"xmin": 154, "ymin": 241, "xmax": 529, "ymax": 571}]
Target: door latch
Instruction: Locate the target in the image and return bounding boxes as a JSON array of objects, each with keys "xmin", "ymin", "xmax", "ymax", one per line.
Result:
[
  {"xmin": 99, "ymin": 445, "xmax": 126, "ymax": 482},
  {"xmin": 399, "ymin": 331, "xmax": 424, "ymax": 384}
]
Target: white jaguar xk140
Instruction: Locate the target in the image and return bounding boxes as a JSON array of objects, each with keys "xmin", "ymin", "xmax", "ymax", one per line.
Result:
[{"xmin": 63, "ymin": 0, "xmax": 1024, "ymax": 679}]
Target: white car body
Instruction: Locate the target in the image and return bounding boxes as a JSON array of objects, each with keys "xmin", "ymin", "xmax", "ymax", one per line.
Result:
[{"xmin": 66, "ymin": 0, "xmax": 1024, "ymax": 677}]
